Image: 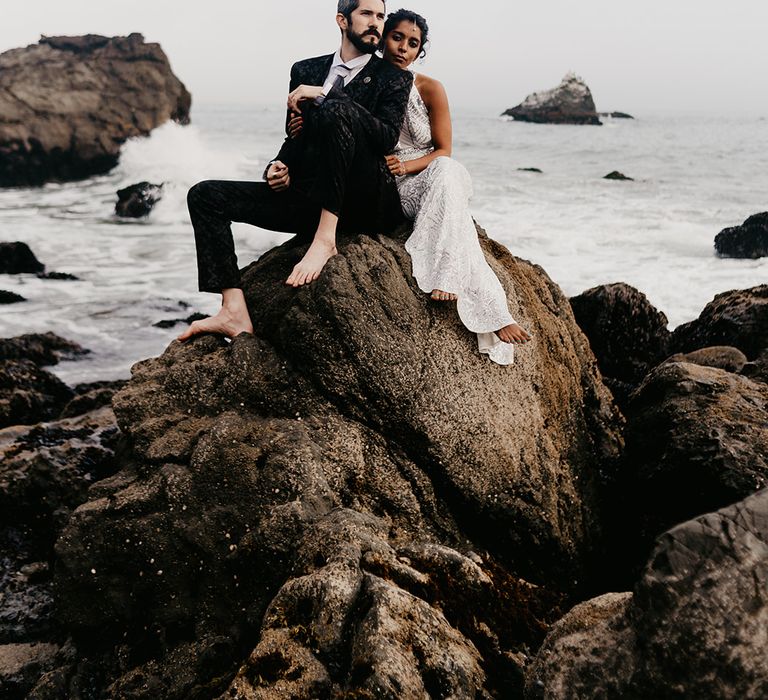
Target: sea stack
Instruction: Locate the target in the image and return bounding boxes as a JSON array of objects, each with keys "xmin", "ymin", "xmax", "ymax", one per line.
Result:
[
  {"xmin": 0, "ymin": 34, "xmax": 191, "ymax": 187},
  {"xmin": 503, "ymin": 72, "xmax": 602, "ymax": 125}
]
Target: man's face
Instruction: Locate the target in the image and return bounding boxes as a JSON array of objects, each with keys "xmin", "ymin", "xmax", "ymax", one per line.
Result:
[{"xmin": 342, "ymin": 0, "xmax": 386, "ymax": 55}]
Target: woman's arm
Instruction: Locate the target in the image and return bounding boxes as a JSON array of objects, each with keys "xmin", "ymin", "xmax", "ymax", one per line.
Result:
[{"xmin": 390, "ymin": 75, "xmax": 452, "ymax": 177}]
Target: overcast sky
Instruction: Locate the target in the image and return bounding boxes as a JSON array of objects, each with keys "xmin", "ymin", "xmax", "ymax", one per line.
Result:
[{"xmin": 3, "ymin": 1, "xmax": 767, "ymax": 115}]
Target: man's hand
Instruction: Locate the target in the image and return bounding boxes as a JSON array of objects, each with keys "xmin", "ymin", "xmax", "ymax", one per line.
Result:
[
  {"xmin": 385, "ymin": 155, "xmax": 407, "ymax": 177},
  {"xmin": 288, "ymin": 111, "xmax": 304, "ymax": 139},
  {"xmin": 287, "ymin": 85, "xmax": 323, "ymax": 112},
  {"xmin": 266, "ymin": 161, "xmax": 290, "ymax": 191}
]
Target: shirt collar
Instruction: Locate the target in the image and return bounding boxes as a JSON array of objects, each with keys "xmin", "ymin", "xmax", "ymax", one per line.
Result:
[{"xmin": 331, "ymin": 49, "xmax": 373, "ymax": 71}]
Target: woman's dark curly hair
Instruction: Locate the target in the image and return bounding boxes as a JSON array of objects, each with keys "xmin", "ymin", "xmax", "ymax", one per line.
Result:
[{"xmin": 382, "ymin": 9, "xmax": 430, "ymax": 59}]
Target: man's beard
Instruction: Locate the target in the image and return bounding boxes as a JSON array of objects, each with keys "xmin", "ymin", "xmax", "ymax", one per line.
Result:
[{"xmin": 345, "ymin": 26, "xmax": 380, "ymax": 54}]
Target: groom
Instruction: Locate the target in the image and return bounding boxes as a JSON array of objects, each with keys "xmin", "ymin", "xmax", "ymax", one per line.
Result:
[{"xmin": 181, "ymin": 0, "xmax": 413, "ymax": 341}]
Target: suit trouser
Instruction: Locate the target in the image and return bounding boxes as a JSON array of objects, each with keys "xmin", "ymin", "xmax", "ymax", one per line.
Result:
[{"xmin": 187, "ymin": 98, "xmax": 403, "ymax": 293}]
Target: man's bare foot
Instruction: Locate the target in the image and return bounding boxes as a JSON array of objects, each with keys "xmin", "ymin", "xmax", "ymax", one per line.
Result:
[
  {"xmin": 177, "ymin": 307, "xmax": 253, "ymax": 342},
  {"xmin": 498, "ymin": 322, "xmax": 532, "ymax": 344},
  {"xmin": 286, "ymin": 238, "xmax": 337, "ymax": 287},
  {"xmin": 431, "ymin": 289, "xmax": 457, "ymax": 301}
]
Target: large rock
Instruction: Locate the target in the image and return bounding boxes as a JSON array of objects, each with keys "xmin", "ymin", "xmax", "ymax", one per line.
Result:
[
  {"xmin": 526, "ymin": 488, "xmax": 768, "ymax": 699},
  {"xmin": 0, "ymin": 642, "xmax": 59, "ymax": 699},
  {"xmin": 0, "ymin": 291, "xmax": 25, "ymax": 304},
  {"xmin": 51, "ymin": 228, "xmax": 622, "ymax": 696},
  {"xmin": 0, "ymin": 243, "xmax": 44, "ymax": 274},
  {"xmin": 0, "ymin": 33, "xmax": 191, "ymax": 187},
  {"xmin": 115, "ymin": 182, "xmax": 163, "ymax": 218},
  {"xmin": 620, "ymin": 361, "xmax": 768, "ymax": 555},
  {"xmin": 0, "ymin": 361, "xmax": 74, "ymax": 429},
  {"xmin": 569, "ymin": 283, "xmax": 670, "ymax": 411},
  {"xmin": 670, "ymin": 285, "xmax": 768, "ymax": 360},
  {"xmin": 714, "ymin": 211, "xmax": 768, "ymax": 259},
  {"xmin": 0, "ymin": 332, "xmax": 88, "ymax": 366},
  {"xmin": 503, "ymin": 73, "xmax": 602, "ymax": 125}
]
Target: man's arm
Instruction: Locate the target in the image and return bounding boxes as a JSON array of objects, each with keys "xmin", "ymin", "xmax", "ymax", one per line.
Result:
[
  {"xmin": 324, "ymin": 66, "xmax": 414, "ymax": 155},
  {"xmin": 265, "ymin": 63, "xmax": 302, "ymax": 178}
]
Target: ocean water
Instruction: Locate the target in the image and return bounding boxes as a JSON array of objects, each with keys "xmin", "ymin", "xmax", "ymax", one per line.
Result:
[{"xmin": 0, "ymin": 105, "xmax": 766, "ymax": 384}]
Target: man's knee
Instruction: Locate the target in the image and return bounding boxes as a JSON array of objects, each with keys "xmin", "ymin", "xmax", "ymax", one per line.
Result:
[
  {"xmin": 187, "ymin": 180, "xmax": 214, "ymax": 209},
  {"xmin": 314, "ymin": 98, "xmax": 358, "ymax": 130}
]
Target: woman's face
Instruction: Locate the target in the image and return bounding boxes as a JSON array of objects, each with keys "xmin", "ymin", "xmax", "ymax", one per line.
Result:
[{"xmin": 382, "ymin": 20, "xmax": 422, "ymax": 69}]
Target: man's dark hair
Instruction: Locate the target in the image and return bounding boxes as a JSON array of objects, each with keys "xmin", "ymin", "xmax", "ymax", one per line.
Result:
[
  {"xmin": 382, "ymin": 9, "xmax": 429, "ymax": 59},
  {"xmin": 338, "ymin": 0, "xmax": 385, "ymax": 20}
]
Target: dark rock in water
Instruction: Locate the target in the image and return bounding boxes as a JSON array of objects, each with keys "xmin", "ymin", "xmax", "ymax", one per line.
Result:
[
  {"xmin": 598, "ymin": 111, "xmax": 635, "ymax": 119},
  {"xmin": 603, "ymin": 171, "xmax": 633, "ymax": 181},
  {"xmin": 670, "ymin": 285, "xmax": 768, "ymax": 360},
  {"xmin": 0, "ymin": 33, "xmax": 191, "ymax": 187},
  {"xmin": 0, "ymin": 360, "xmax": 74, "ymax": 429},
  {"xmin": 518, "ymin": 167, "xmax": 543, "ymax": 173},
  {"xmin": 115, "ymin": 182, "xmax": 163, "ymax": 218},
  {"xmin": 569, "ymin": 283, "xmax": 670, "ymax": 411},
  {"xmin": 503, "ymin": 73, "xmax": 602, "ymax": 125},
  {"xmin": 152, "ymin": 312, "xmax": 208, "ymax": 329},
  {"xmin": 0, "ymin": 333, "xmax": 88, "ymax": 367},
  {"xmin": 51, "ymin": 227, "xmax": 623, "ymax": 696},
  {"xmin": 0, "ymin": 291, "xmax": 25, "ymax": 304},
  {"xmin": 741, "ymin": 348, "xmax": 768, "ymax": 385},
  {"xmin": 60, "ymin": 380, "xmax": 127, "ymax": 418},
  {"xmin": 0, "ymin": 243, "xmax": 44, "ymax": 274},
  {"xmin": 36, "ymin": 271, "xmax": 79, "ymax": 281},
  {"xmin": 662, "ymin": 345, "xmax": 747, "ymax": 374},
  {"xmin": 526, "ymin": 488, "xmax": 768, "ymax": 699},
  {"xmin": 621, "ymin": 361, "xmax": 768, "ymax": 555},
  {"xmin": 714, "ymin": 211, "xmax": 768, "ymax": 259}
]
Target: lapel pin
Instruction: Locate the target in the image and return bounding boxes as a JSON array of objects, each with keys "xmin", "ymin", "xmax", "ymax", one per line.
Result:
[{"xmin": 364, "ymin": 76, "xmax": 372, "ymax": 84}]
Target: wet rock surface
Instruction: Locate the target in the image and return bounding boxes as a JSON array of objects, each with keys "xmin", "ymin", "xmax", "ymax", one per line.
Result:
[
  {"xmin": 503, "ymin": 73, "xmax": 601, "ymax": 125},
  {"xmin": 0, "ymin": 291, "xmax": 25, "ymax": 304},
  {"xmin": 0, "ymin": 33, "xmax": 191, "ymax": 187},
  {"xmin": 670, "ymin": 284, "xmax": 768, "ymax": 360},
  {"xmin": 115, "ymin": 182, "xmax": 164, "ymax": 218},
  {"xmin": 526, "ymin": 488, "xmax": 768, "ymax": 700},
  {"xmin": 603, "ymin": 171, "xmax": 633, "ymax": 181},
  {"xmin": 569, "ymin": 283, "xmax": 670, "ymax": 411},
  {"xmin": 0, "ymin": 242, "xmax": 44, "ymax": 274},
  {"xmin": 0, "ymin": 332, "xmax": 88, "ymax": 366},
  {"xmin": 662, "ymin": 345, "xmax": 747, "ymax": 373},
  {"xmin": 45, "ymin": 227, "xmax": 622, "ymax": 697},
  {"xmin": 715, "ymin": 211, "xmax": 768, "ymax": 259},
  {"xmin": 0, "ymin": 360, "xmax": 74, "ymax": 429}
]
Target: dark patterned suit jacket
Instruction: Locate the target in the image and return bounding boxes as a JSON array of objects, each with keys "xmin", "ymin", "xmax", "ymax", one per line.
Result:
[{"xmin": 272, "ymin": 53, "xmax": 414, "ymax": 173}]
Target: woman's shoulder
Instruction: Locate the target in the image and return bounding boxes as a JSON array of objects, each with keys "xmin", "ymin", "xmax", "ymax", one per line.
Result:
[{"xmin": 414, "ymin": 73, "xmax": 448, "ymax": 105}]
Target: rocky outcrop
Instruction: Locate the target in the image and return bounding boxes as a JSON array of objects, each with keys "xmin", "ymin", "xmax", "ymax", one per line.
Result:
[
  {"xmin": 0, "ymin": 33, "xmax": 191, "ymax": 187},
  {"xmin": 503, "ymin": 73, "xmax": 602, "ymax": 125},
  {"xmin": 0, "ymin": 333, "xmax": 88, "ymax": 366},
  {"xmin": 619, "ymin": 361, "xmax": 768, "ymax": 554},
  {"xmin": 0, "ymin": 642, "xmax": 60, "ymax": 699},
  {"xmin": 598, "ymin": 112, "xmax": 634, "ymax": 119},
  {"xmin": 0, "ymin": 243, "xmax": 44, "ymax": 274},
  {"xmin": 670, "ymin": 285, "xmax": 768, "ymax": 360},
  {"xmin": 526, "ymin": 488, "xmax": 768, "ymax": 699},
  {"xmin": 0, "ymin": 291, "xmax": 24, "ymax": 304},
  {"xmin": 569, "ymin": 283, "xmax": 670, "ymax": 411},
  {"xmin": 603, "ymin": 171, "xmax": 633, "ymax": 181},
  {"xmin": 662, "ymin": 345, "xmax": 747, "ymax": 373},
  {"xmin": 115, "ymin": 182, "xmax": 164, "ymax": 218},
  {"xmin": 44, "ymin": 227, "xmax": 623, "ymax": 697},
  {"xmin": 715, "ymin": 212, "xmax": 768, "ymax": 259}
]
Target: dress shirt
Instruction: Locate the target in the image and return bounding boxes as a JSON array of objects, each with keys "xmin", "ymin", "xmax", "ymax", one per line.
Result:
[{"xmin": 320, "ymin": 50, "xmax": 372, "ymax": 97}]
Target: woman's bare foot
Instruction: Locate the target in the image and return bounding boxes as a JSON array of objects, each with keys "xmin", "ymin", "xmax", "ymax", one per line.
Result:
[
  {"xmin": 431, "ymin": 289, "xmax": 457, "ymax": 301},
  {"xmin": 497, "ymin": 322, "xmax": 532, "ymax": 344},
  {"xmin": 286, "ymin": 238, "xmax": 338, "ymax": 287},
  {"xmin": 178, "ymin": 288, "xmax": 253, "ymax": 342}
]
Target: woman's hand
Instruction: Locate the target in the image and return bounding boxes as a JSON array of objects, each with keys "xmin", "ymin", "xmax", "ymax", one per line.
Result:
[
  {"xmin": 287, "ymin": 85, "xmax": 323, "ymax": 112},
  {"xmin": 288, "ymin": 112, "xmax": 304, "ymax": 139},
  {"xmin": 385, "ymin": 155, "xmax": 407, "ymax": 177}
]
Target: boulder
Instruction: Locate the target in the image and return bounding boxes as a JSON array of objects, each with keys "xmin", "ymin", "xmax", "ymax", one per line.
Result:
[
  {"xmin": 620, "ymin": 361, "xmax": 768, "ymax": 554},
  {"xmin": 741, "ymin": 348, "xmax": 768, "ymax": 385},
  {"xmin": 714, "ymin": 212, "xmax": 768, "ymax": 259},
  {"xmin": 568, "ymin": 283, "xmax": 670, "ymax": 411},
  {"xmin": 60, "ymin": 380, "xmax": 127, "ymax": 419},
  {"xmin": 0, "ymin": 361, "xmax": 74, "ymax": 429},
  {"xmin": 603, "ymin": 171, "xmax": 633, "ymax": 181},
  {"xmin": 0, "ymin": 642, "xmax": 59, "ymax": 699},
  {"xmin": 518, "ymin": 167, "xmax": 543, "ymax": 173},
  {"xmin": 52, "ymin": 227, "xmax": 622, "ymax": 696},
  {"xmin": 0, "ymin": 332, "xmax": 88, "ymax": 366},
  {"xmin": 662, "ymin": 345, "xmax": 747, "ymax": 374},
  {"xmin": 0, "ymin": 34, "xmax": 191, "ymax": 187},
  {"xmin": 598, "ymin": 112, "xmax": 635, "ymax": 119},
  {"xmin": 115, "ymin": 182, "xmax": 164, "ymax": 218},
  {"xmin": 526, "ymin": 488, "xmax": 768, "ymax": 700},
  {"xmin": 670, "ymin": 285, "xmax": 768, "ymax": 360},
  {"xmin": 503, "ymin": 73, "xmax": 602, "ymax": 125},
  {"xmin": 0, "ymin": 243, "xmax": 44, "ymax": 274},
  {"xmin": 36, "ymin": 271, "xmax": 79, "ymax": 281},
  {"xmin": 0, "ymin": 291, "xmax": 25, "ymax": 304}
]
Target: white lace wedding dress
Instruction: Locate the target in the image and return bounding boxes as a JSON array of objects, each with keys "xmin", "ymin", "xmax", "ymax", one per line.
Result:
[{"xmin": 394, "ymin": 83, "xmax": 518, "ymax": 365}]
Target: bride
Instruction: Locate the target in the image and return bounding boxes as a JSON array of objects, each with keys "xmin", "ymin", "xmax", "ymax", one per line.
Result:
[{"xmin": 380, "ymin": 9, "xmax": 531, "ymax": 364}]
